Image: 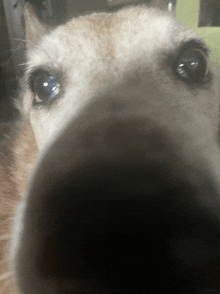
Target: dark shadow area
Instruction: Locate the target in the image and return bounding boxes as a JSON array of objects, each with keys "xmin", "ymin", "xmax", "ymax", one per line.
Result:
[
  {"xmin": 0, "ymin": 0, "xmax": 19, "ymax": 122},
  {"xmin": 199, "ymin": 0, "xmax": 220, "ymax": 27}
]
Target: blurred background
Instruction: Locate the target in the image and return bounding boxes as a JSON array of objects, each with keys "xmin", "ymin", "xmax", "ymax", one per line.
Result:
[{"xmin": 0, "ymin": 0, "xmax": 220, "ymax": 122}]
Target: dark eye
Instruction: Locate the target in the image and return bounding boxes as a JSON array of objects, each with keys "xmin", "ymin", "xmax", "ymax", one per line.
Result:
[
  {"xmin": 30, "ymin": 70, "xmax": 61, "ymax": 103},
  {"xmin": 174, "ymin": 48, "xmax": 208, "ymax": 84}
]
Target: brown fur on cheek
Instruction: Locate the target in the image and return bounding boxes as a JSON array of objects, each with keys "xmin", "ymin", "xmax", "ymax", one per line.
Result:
[
  {"xmin": 0, "ymin": 120, "xmax": 38, "ymax": 294},
  {"xmin": 12, "ymin": 120, "xmax": 39, "ymax": 196}
]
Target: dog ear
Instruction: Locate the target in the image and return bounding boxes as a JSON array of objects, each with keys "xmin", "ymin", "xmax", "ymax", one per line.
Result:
[{"xmin": 24, "ymin": 2, "xmax": 50, "ymax": 50}]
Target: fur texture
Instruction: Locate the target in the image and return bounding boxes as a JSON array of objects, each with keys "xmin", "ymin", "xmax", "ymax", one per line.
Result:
[{"xmin": 1, "ymin": 3, "xmax": 220, "ymax": 293}]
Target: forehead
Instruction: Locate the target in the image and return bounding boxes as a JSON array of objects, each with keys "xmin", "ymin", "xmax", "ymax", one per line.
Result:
[{"xmin": 26, "ymin": 6, "xmax": 205, "ymax": 72}]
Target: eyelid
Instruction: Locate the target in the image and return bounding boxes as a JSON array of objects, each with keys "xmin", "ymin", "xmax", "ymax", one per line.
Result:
[{"xmin": 178, "ymin": 39, "xmax": 209, "ymax": 59}]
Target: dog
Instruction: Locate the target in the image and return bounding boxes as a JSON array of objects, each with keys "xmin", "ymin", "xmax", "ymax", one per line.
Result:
[{"xmin": 1, "ymin": 2, "xmax": 220, "ymax": 293}]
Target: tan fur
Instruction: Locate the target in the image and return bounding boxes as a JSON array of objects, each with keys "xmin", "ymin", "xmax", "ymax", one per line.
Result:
[
  {"xmin": 1, "ymin": 3, "xmax": 220, "ymax": 293},
  {"xmin": 0, "ymin": 122, "xmax": 18, "ymax": 294},
  {"xmin": 0, "ymin": 120, "xmax": 38, "ymax": 294}
]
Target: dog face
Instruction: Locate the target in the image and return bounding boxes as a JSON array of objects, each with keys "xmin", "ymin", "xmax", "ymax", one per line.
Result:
[
  {"xmin": 12, "ymin": 4, "xmax": 220, "ymax": 294},
  {"xmin": 20, "ymin": 5, "xmax": 220, "ymax": 149}
]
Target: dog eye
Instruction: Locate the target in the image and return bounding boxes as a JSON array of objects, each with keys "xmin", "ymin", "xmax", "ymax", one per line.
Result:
[
  {"xmin": 174, "ymin": 48, "xmax": 208, "ymax": 84},
  {"xmin": 30, "ymin": 71, "xmax": 61, "ymax": 103}
]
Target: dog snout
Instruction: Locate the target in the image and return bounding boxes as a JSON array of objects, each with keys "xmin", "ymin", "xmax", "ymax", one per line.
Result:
[
  {"xmin": 36, "ymin": 163, "xmax": 220, "ymax": 292},
  {"xmin": 16, "ymin": 118, "xmax": 220, "ymax": 293}
]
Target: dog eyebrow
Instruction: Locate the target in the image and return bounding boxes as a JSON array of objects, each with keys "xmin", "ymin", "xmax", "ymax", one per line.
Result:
[
  {"xmin": 179, "ymin": 38, "xmax": 209, "ymax": 56},
  {"xmin": 166, "ymin": 38, "xmax": 209, "ymax": 65},
  {"xmin": 166, "ymin": 38, "xmax": 210, "ymax": 69}
]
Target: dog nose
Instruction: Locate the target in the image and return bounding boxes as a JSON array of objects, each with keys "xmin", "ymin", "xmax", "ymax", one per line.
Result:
[
  {"xmin": 36, "ymin": 160, "xmax": 220, "ymax": 293},
  {"xmin": 17, "ymin": 118, "xmax": 220, "ymax": 293}
]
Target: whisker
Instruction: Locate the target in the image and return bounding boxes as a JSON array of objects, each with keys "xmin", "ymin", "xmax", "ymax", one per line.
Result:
[
  {"xmin": 0, "ymin": 272, "xmax": 12, "ymax": 282},
  {"xmin": 9, "ymin": 38, "xmax": 34, "ymax": 46},
  {"xmin": 0, "ymin": 235, "xmax": 11, "ymax": 241},
  {"xmin": 18, "ymin": 63, "xmax": 29, "ymax": 67},
  {"xmin": 9, "ymin": 38, "xmax": 27, "ymax": 43}
]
